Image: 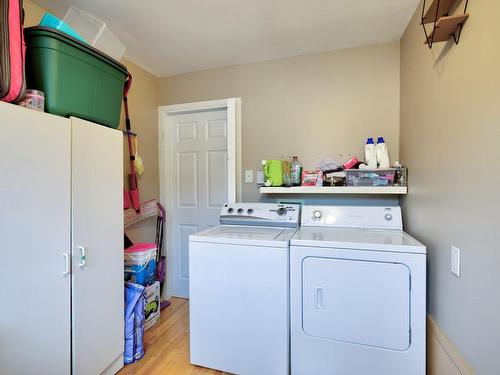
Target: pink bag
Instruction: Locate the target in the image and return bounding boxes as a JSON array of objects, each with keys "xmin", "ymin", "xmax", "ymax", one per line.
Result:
[{"xmin": 0, "ymin": 0, "xmax": 26, "ymax": 103}]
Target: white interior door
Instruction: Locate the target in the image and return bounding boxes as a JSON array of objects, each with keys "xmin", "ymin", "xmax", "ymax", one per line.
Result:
[
  {"xmin": 0, "ymin": 103, "xmax": 71, "ymax": 374},
  {"xmin": 169, "ymin": 109, "xmax": 229, "ymax": 297},
  {"xmin": 71, "ymin": 118, "xmax": 124, "ymax": 375}
]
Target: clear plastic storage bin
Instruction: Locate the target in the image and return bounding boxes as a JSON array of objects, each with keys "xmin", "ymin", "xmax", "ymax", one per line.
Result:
[
  {"xmin": 63, "ymin": 6, "xmax": 126, "ymax": 61},
  {"xmin": 346, "ymin": 169, "xmax": 399, "ymax": 187}
]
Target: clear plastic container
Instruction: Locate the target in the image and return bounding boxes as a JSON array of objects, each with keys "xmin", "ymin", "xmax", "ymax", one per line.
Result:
[
  {"xmin": 18, "ymin": 89, "xmax": 45, "ymax": 112},
  {"xmin": 345, "ymin": 169, "xmax": 398, "ymax": 187},
  {"xmin": 63, "ymin": 6, "xmax": 126, "ymax": 61},
  {"xmin": 291, "ymin": 156, "xmax": 302, "ymax": 186}
]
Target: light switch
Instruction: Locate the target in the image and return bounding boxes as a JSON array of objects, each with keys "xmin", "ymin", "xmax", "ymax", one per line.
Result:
[
  {"xmin": 245, "ymin": 170, "xmax": 253, "ymax": 183},
  {"xmin": 451, "ymin": 246, "xmax": 461, "ymax": 278}
]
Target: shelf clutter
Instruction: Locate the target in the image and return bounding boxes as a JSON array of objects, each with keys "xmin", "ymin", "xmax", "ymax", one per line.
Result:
[
  {"xmin": 260, "ymin": 138, "xmax": 407, "ymax": 196},
  {"xmin": 259, "ymin": 186, "xmax": 407, "ymax": 195},
  {"xmin": 421, "ymin": 0, "xmax": 469, "ymax": 48}
]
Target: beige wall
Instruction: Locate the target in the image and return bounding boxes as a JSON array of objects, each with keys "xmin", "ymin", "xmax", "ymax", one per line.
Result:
[
  {"xmin": 24, "ymin": 0, "xmax": 160, "ymax": 243},
  {"xmin": 159, "ymin": 43, "xmax": 401, "ymax": 201},
  {"xmin": 400, "ymin": 1, "xmax": 500, "ymax": 374},
  {"xmin": 23, "ymin": 0, "xmax": 45, "ymax": 25}
]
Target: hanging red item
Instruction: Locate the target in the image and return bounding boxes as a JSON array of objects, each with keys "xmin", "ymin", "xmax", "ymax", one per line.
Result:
[{"xmin": 123, "ymin": 73, "xmax": 140, "ymax": 213}]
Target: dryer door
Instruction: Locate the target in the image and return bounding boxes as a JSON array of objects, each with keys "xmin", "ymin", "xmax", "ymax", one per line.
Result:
[{"xmin": 302, "ymin": 256, "xmax": 410, "ymax": 351}]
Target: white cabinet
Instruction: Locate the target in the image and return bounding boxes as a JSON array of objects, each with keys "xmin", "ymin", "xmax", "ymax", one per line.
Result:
[{"xmin": 0, "ymin": 103, "xmax": 124, "ymax": 375}]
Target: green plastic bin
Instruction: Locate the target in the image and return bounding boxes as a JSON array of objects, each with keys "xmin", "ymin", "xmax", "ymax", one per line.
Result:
[{"xmin": 24, "ymin": 26, "xmax": 128, "ymax": 128}]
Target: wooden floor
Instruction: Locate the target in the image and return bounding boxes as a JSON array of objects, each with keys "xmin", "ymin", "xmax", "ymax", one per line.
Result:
[{"xmin": 118, "ymin": 297, "xmax": 229, "ymax": 375}]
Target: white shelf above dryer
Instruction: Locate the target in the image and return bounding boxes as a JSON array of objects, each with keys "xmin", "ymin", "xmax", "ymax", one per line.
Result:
[{"xmin": 259, "ymin": 186, "xmax": 407, "ymax": 195}]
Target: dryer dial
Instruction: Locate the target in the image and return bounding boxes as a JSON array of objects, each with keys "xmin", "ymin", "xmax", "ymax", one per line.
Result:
[
  {"xmin": 313, "ymin": 210, "xmax": 322, "ymax": 220},
  {"xmin": 277, "ymin": 207, "xmax": 287, "ymax": 216}
]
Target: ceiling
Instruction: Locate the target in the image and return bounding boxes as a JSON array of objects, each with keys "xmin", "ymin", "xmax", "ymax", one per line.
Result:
[{"xmin": 33, "ymin": 0, "xmax": 420, "ymax": 77}]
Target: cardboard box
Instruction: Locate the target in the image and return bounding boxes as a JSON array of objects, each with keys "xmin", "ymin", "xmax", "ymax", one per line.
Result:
[{"xmin": 144, "ymin": 281, "xmax": 160, "ymax": 331}]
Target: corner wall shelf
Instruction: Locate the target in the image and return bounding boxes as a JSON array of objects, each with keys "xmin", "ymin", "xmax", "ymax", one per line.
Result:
[
  {"xmin": 259, "ymin": 186, "xmax": 407, "ymax": 195},
  {"xmin": 424, "ymin": 14, "xmax": 469, "ymax": 44},
  {"xmin": 421, "ymin": 0, "xmax": 469, "ymax": 48}
]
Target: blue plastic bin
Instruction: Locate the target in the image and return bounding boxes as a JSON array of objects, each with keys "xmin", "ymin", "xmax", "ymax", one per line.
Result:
[
  {"xmin": 40, "ymin": 13, "xmax": 86, "ymax": 43},
  {"xmin": 124, "ymin": 244, "xmax": 157, "ymax": 286}
]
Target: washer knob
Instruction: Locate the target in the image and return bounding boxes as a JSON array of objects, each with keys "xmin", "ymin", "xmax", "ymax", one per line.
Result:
[
  {"xmin": 313, "ymin": 210, "xmax": 322, "ymax": 220},
  {"xmin": 247, "ymin": 209, "xmax": 254, "ymax": 215},
  {"xmin": 385, "ymin": 213, "xmax": 393, "ymax": 221},
  {"xmin": 237, "ymin": 208, "xmax": 244, "ymax": 214},
  {"xmin": 227, "ymin": 207, "xmax": 234, "ymax": 214},
  {"xmin": 277, "ymin": 207, "xmax": 287, "ymax": 216}
]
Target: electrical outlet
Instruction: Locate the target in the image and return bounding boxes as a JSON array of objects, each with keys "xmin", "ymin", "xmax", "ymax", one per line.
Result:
[
  {"xmin": 244, "ymin": 170, "xmax": 253, "ymax": 183},
  {"xmin": 451, "ymin": 246, "xmax": 461, "ymax": 278}
]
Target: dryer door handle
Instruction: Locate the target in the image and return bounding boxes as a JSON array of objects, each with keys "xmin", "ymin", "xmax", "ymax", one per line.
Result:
[{"xmin": 315, "ymin": 287, "xmax": 324, "ymax": 310}]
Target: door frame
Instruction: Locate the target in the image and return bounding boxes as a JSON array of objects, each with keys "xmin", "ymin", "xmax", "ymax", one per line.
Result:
[{"xmin": 158, "ymin": 98, "xmax": 241, "ymax": 299}]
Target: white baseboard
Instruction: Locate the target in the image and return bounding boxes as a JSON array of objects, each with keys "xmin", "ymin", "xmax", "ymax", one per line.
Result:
[{"xmin": 427, "ymin": 315, "xmax": 475, "ymax": 375}]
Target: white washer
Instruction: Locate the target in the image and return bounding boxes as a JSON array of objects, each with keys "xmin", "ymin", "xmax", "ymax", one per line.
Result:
[
  {"xmin": 290, "ymin": 206, "xmax": 426, "ymax": 375},
  {"xmin": 189, "ymin": 203, "xmax": 300, "ymax": 375}
]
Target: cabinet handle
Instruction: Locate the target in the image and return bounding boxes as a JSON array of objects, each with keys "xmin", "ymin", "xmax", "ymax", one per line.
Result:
[
  {"xmin": 78, "ymin": 246, "xmax": 86, "ymax": 268},
  {"xmin": 62, "ymin": 253, "xmax": 70, "ymax": 275}
]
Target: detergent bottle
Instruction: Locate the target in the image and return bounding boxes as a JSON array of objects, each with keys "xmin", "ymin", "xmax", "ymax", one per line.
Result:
[
  {"xmin": 262, "ymin": 160, "xmax": 285, "ymax": 186},
  {"xmin": 365, "ymin": 138, "xmax": 377, "ymax": 169},
  {"xmin": 376, "ymin": 137, "xmax": 390, "ymax": 169}
]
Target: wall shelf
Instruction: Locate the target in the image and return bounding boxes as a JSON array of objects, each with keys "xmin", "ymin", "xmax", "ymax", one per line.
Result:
[
  {"xmin": 424, "ymin": 14, "xmax": 469, "ymax": 44},
  {"xmin": 259, "ymin": 186, "xmax": 407, "ymax": 195},
  {"xmin": 421, "ymin": 0, "xmax": 469, "ymax": 48}
]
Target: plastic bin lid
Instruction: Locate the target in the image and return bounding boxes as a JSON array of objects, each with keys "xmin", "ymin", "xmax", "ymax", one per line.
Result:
[
  {"xmin": 24, "ymin": 26, "xmax": 128, "ymax": 75},
  {"xmin": 125, "ymin": 243, "xmax": 157, "ymax": 253}
]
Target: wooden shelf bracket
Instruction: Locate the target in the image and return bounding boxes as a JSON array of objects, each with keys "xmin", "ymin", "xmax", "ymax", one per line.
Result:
[{"xmin": 421, "ymin": 0, "xmax": 469, "ymax": 49}]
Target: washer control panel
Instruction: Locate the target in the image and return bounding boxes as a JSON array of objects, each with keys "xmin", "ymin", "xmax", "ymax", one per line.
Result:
[
  {"xmin": 301, "ymin": 206, "xmax": 402, "ymax": 230},
  {"xmin": 220, "ymin": 203, "xmax": 300, "ymax": 228}
]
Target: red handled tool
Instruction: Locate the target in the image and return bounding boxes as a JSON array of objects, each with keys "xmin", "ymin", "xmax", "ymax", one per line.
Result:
[{"xmin": 123, "ymin": 73, "xmax": 140, "ymax": 213}]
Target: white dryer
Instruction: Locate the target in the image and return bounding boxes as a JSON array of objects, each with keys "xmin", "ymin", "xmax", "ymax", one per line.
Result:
[
  {"xmin": 189, "ymin": 203, "xmax": 300, "ymax": 375},
  {"xmin": 290, "ymin": 206, "xmax": 426, "ymax": 375}
]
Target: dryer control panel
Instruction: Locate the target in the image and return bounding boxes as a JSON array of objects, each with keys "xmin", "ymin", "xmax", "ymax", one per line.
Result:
[
  {"xmin": 220, "ymin": 203, "xmax": 300, "ymax": 228},
  {"xmin": 301, "ymin": 206, "xmax": 402, "ymax": 230}
]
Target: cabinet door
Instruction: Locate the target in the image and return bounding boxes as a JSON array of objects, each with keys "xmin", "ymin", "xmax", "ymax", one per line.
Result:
[
  {"xmin": 70, "ymin": 118, "xmax": 124, "ymax": 375},
  {"xmin": 0, "ymin": 103, "xmax": 71, "ymax": 374}
]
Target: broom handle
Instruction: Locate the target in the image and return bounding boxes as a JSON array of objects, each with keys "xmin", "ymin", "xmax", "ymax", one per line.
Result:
[{"xmin": 123, "ymin": 73, "xmax": 137, "ymax": 185}]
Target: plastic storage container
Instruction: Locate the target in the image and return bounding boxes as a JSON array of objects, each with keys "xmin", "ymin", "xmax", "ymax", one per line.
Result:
[
  {"xmin": 63, "ymin": 6, "xmax": 126, "ymax": 61},
  {"xmin": 345, "ymin": 169, "xmax": 397, "ymax": 187},
  {"xmin": 24, "ymin": 27, "xmax": 128, "ymax": 128},
  {"xmin": 124, "ymin": 244, "xmax": 157, "ymax": 286},
  {"xmin": 39, "ymin": 13, "xmax": 85, "ymax": 42},
  {"xmin": 18, "ymin": 89, "xmax": 45, "ymax": 112}
]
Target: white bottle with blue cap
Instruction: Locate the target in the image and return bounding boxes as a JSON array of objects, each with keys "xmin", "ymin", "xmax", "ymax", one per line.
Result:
[
  {"xmin": 376, "ymin": 137, "xmax": 390, "ymax": 169},
  {"xmin": 365, "ymin": 138, "xmax": 377, "ymax": 169}
]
